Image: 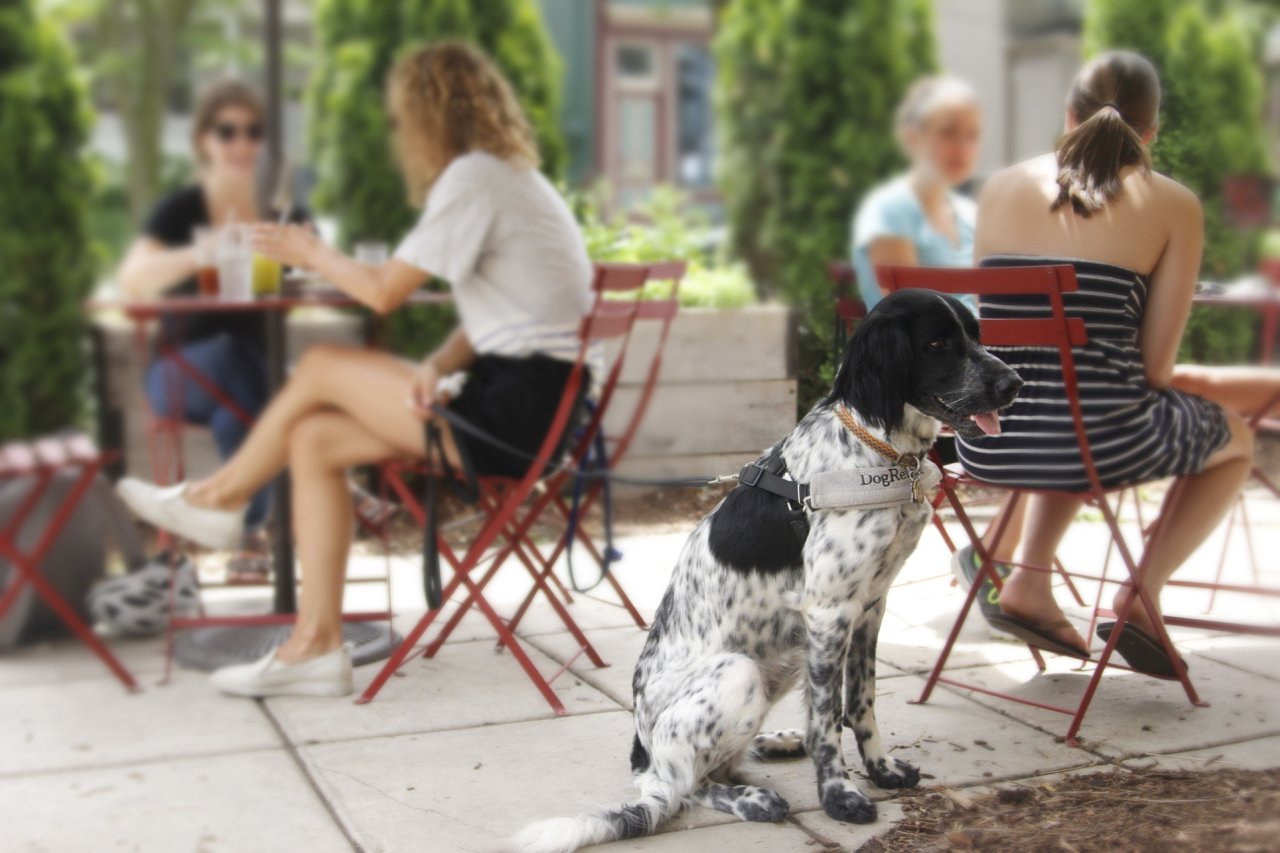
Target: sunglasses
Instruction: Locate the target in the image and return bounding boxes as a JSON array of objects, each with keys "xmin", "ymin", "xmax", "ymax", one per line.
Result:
[{"xmin": 213, "ymin": 122, "xmax": 265, "ymax": 143}]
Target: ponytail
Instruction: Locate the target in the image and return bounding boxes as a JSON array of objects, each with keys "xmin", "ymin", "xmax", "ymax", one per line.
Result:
[
  {"xmin": 1051, "ymin": 104, "xmax": 1151, "ymax": 217},
  {"xmin": 1051, "ymin": 52, "xmax": 1160, "ymax": 217}
]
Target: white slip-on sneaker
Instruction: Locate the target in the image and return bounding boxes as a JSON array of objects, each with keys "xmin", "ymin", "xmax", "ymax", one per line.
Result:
[
  {"xmin": 116, "ymin": 478, "xmax": 244, "ymax": 551},
  {"xmin": 209, "ymin": 645, "xmax": 354, "ymax": 698}
]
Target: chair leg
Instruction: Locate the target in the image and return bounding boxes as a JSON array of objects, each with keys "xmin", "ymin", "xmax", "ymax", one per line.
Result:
[
  {"xmin": 454, "ymin": 567, "xmax": 568, "ymax": 716},
  {"xmin": 1065, "ymin": 485, "xmax": 1205, "ymax": 747},
  {"xmin": 913, "ymin": 483, "xmax": 1017, "ymax": 704}
]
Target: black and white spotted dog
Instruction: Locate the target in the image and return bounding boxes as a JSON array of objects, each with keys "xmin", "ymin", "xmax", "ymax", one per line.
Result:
[{"xmin": 514, "ymin": 290, "xmax": 1022, "ymax": 853}]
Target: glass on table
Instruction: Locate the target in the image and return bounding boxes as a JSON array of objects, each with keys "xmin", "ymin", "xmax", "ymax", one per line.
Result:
[
  {"xmin": 217, "ymin": 224, "xmax": 253, "ymax": 302},
  {"xmin": 252, "ymin": 253, "xmax": 282, "ymax": 297},
  {"xmin": 193, "ymin": 226, "xmax": 220, "ymax": 297}
]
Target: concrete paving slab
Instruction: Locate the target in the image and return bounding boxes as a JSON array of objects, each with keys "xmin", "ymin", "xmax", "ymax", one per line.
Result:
[
  {"xmin": 1181, "ymin": 633, "xmax": 1280, "ymax": 683},
  {"xmin": 747, "ymin": 675, "xmax": 1101, "ymax": 815},
  {"xmin": 300, "ymin": 709, "xmax": 728, "ymax": 852},
  {"xmin": 265, "ymin": 637, "xmax": 622, "ymax": 746},
  {"xmin": 0, "ymin": 671, "xmax": 280, "ymax": 776},
  {"xmin": 0, "ymin": 748, "xmax": 349, "ymax": 853},
  {"xmin": 790, "ymin": 801, "xmax": 904, "ymax": 852},
  {"xmin": 1120, "ymin": 734, "xmax": 1280, "ymax": 772},
  {"xmin": 937, "ymin": 651, "xmax": 1280, "ymax": 759},
  {"xmin": 581, "ymin": 820, "xmax": 825, "ymax": 853},
  {"xmin": 0, "ymin": 634, "xmax": 166, "ymax": 689}
]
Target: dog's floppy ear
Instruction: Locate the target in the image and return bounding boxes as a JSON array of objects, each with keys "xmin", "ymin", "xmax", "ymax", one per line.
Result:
[{"xmin": 828, "ymin": 310, "xmax": 913, "ymax": 433}]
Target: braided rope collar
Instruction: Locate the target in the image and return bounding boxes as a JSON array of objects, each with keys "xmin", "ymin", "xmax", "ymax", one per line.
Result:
[{"xmin": 834, "ymin": 404, "xmax": 921, "ymax": 469}]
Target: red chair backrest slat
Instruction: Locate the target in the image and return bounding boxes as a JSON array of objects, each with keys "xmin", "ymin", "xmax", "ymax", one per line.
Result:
[{"xmin": 592, "ymin": 263, "xmax": 651, "ymax": 293}]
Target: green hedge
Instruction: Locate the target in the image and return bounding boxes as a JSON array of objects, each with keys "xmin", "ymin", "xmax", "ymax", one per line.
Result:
[
  {"xmin": 0, "ymin": 1, "xmax": 95, "ymax": 440},
  {"xmin": 715, "ymin": 0, "xmax": 937, "ymax": 406}
]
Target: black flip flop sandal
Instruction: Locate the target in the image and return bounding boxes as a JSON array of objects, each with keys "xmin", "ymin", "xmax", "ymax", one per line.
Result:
[
  {"xmin": 1096, "ymin": 621, "xmax": 1188, "ymax": 681},
  {"xmin": 986, "ymin": 612, "xmax": 1091, "ymax": 660}
]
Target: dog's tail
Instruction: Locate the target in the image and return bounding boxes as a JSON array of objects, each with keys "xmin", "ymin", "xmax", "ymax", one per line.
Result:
[{"xmin": 510, "ymin": 781, "xmax": 682, "ymax": 853}]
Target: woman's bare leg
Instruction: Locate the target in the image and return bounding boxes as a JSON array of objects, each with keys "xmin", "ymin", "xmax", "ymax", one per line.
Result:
[
  {"xmin": 186, "ymin": 345, "xmax": 459, "ymax": 509},
  {"xmin": 272, "ymin": 410, "xmax": 416, "ymax": 663},
  {"xmin": 1112, "ymin": 412, "xmax": 1254, "ymax": 636},
  {"xmin": 994, "ymin": 494, "xmax": 1087, "ymax": 652},
  {"xmin": 985, "ymin": 493, "xmax": 1027, "ymax": 563}
]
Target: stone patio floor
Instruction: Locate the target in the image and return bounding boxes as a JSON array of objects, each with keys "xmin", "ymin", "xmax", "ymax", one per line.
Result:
[{"xmin": 3, "ymin": 489, "xmax": 1278, "ymax": 852}]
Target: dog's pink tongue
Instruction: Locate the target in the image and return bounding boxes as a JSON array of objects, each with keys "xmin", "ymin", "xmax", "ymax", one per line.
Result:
[{"xmin": 971, "ymin": 411, "xmax": 1002, "ymax": 436}]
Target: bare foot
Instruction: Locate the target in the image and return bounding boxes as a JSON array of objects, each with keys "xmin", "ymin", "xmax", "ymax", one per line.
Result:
[
  {"xmin": 996, "ymin": 568, "xmax": 1088, "ymax": 654},
  {"xmin": 1111, "ymin": 585, "xmax": 1162, "ymax": 637}
]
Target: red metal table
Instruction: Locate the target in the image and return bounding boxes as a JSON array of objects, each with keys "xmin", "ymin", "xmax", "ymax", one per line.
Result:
[{"xmin": 87, "ymin": 287, "xmax": 451, "ymax": 644}]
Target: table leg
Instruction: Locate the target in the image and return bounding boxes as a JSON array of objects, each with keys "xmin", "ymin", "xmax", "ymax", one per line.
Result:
[
  {"xmin": 1262, "ymin": 309, "xmax": 1278, "ymax": 366},
  {"xmin": 265, "ymin": 310, "xmax": 296, "ymax": 613}
]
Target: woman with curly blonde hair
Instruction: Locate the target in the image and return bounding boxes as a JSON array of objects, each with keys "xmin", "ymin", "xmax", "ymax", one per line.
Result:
[{"xmin": 116, "ymin": 42, "xmax": 594, "ymax": 697}]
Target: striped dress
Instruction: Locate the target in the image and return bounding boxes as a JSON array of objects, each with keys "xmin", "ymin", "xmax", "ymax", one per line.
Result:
[{"xmin": 956, "ymin": 255, "xmax": 1230, "ymax": 492}]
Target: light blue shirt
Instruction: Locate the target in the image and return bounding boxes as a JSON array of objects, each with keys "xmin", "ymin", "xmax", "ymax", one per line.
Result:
[{"xmin": 850, "ymin": 176, "xmax": 977, "ymax": 313}]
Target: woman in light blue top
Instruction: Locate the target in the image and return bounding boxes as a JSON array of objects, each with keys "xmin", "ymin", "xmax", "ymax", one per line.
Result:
[{"xmin": 852, "ymin": 76, "xmax": 982, "ymax": 311}]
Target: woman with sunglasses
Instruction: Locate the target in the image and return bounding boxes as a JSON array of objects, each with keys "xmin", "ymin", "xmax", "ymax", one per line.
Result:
[
  {"xmin": 118, "ymin": 79, "xmax": 307, "ymax": 582},
  {"xmin": 117, "ymin": 43, "xmax": 594, "ymax": 697}
]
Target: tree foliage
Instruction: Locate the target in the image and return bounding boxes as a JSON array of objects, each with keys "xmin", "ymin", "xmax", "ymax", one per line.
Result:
[
  {"xmin": 714, "ymin": 0, "xmax": 936, "ymax": 403},
  {"xmin": 0, "ymin": 0, "xmax": 96, "ymax": 439},
  {"xmin": 1086, "ymin": 0, "xmax": 1271, "ymax": 362}
]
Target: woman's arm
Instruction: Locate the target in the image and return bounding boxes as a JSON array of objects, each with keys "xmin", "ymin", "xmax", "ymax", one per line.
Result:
[
  {"xmin": 408, "ymin": 328, "xmax": 476, "ymax": 419},
  {"xmin": 117, "ymin": 238, "xmax": 200, "ymax": 299},
  {"xmin": 1139, "ymin": 185, "xmax": 1204, "ymax": 390},
  {"xmin": 867, "ymin": 238, "xmax": 920, "ymax": 294},
  {"xmin": 251, "ymin": 224, "xmax": 430, "ymax": 315}
]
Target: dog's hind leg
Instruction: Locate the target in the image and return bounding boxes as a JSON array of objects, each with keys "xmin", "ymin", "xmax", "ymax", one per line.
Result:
[
  {"xmin": 750, "ymin": 729, "xmax": 806, "ymax": 761},
  {"xmin": 647, "ymin": 653, "xmax": 788, "ymax": 823},
  {"xmin": 804, "ymin": 604, "xmax": 877, "ymax": 824},
  {"xmin": 843, "ymin": 598, "xmax": 920, "ymax": 790},
  {"xmin": 691, "ymin": 783, "xmax": 789, "ymax": 822}
]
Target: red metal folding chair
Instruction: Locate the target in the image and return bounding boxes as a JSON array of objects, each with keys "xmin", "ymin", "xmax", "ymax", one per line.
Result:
[
  {"xmin": 879, "ymin": 263, "xmax": 1205, "ymax": 747},
  {"xmin": 0, "ymin": 434, "xmax": 138, "ymax": 691},
  {"xmin": 488, "ymin": 260, "xmax": 687, "ymax": 635},
  {"xmin": 360, "ymin": 264, "xmax": 655, "ymax": 713}
]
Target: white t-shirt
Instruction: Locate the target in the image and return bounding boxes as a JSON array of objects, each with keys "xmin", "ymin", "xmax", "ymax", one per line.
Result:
[{"xmin": 395, "ymin": 152, "xmax": 593, "ymax": 362}]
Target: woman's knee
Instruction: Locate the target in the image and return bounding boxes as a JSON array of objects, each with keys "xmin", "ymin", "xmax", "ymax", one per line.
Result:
[
  {"xmin": 294, "ymin": 343, "xmax": 357, "ymax": 382},
  {"xmin": 1211, "ymin": 410, "xmax": 1255, "ymax": 468},
  {"xmin": 288, "ymin": 413, "xmax": 341, "ymax": 467}
]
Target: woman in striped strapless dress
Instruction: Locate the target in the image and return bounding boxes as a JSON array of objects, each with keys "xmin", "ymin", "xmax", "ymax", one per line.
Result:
[
  {"xmin": 957, "ymin": 255, "xmax": 1230, "ymax": 490},
  {"xmin": 956, "ymin": 51, "xmax": 1276, "ymax": 676}
]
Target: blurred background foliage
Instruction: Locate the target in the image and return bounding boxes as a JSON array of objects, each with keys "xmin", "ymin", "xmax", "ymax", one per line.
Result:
[
  {"xmin": 8, "ymin": 0, "xmax": 1280, "ymax": 433},
  {"xmin": 0, "ymin": 0, "xmax": 96, "ymax": 440},
  {"xmin": 1086, "ymin": 0, "xmax": 1273, "ymax": 364},
  {"xmin": 307, "ymin": 0, "xmax": 566, "ymax": 358},
  {"xmin": 576, "ymin": 185, "xmax": 757, "ymax": 309},
  {"xmin": 715, "ymin": 0, "xmax": 938, "ymax": 406}
]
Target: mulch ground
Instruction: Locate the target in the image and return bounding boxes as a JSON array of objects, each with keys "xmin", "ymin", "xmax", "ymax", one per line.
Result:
[{"xmin": 858, "ymin": 768, "xmax": 1280, "ymax": 853}]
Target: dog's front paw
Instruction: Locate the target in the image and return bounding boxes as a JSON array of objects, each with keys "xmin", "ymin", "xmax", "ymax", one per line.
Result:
[
  {"xmin": 820, "ymin": 780, "xmax": 877, "ymax": 824},
  {"xmin": 865, "ymin": 756, "xmax": 921, "ymax": 790}
]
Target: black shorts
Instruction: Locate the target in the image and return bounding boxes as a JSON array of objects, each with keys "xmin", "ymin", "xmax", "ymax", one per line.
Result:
[{"xmin": 447, "ymin": 353, "xmax": 585, "ymax": 478}]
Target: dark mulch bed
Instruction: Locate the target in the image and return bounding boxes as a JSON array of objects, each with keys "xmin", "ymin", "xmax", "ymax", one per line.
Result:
[{"xmin": 858, "ymin": 768, "xmax": 1280, "ymax": 853}]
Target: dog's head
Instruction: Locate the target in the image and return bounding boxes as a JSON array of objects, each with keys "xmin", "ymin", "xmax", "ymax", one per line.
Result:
[{"xmin": 828, "ymin": 289, "xmax": 1022, "ymax": 439}]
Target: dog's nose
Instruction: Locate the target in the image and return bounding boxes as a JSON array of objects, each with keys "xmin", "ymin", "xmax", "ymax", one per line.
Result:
[{"xmin": 995, "ymin": 373, "xmax": 1023, "ymax": 399}]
